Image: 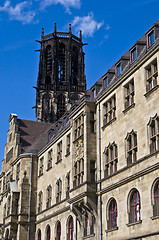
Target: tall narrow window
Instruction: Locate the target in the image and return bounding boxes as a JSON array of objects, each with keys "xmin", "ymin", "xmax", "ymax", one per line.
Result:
[
  {"xmin": 39, "ymin": 157, "xmax": 44, "ymax": 176},
  {"xmin": 90, "ymin": 161, "xmax": 96, "ymax": 182},
  {"xmin": 66, "ymin": 172, "xmax": 70, "ymax": 198},
  {"xmin": 126, "ymin": 130, "xmax": 137, "ymax": 165},
  {"xmin": 103, "ymin": 95, "xmax": 116, "ymax": 126},
  {"xmin": 46, "ymin": 185, "xmax": 52, "ymax": 208},
  {"xmin": 38, "ymin": 230, "xmax": 41, "ymax": 240},
  {"xmin": 90, "ymin": 111, "xmax": 95, "ymax": 133},
  {"xmin": 145, "ymin": 59, "xmax": 158, "ymax": 92},
  {"xmin": 68, "ymin": 217, "xmax": 74, "ymax": 240},
  {"xmin": 84, "ymin": 214, "xmax": 88, "ymax": 236},
  {"xmin": 124, "ymin": 79, "xmax": 135, "ymax": 110},
  {"xmin": 66, "ymin": 134, "xmax": 70, "ymax": 156},
  {"xmin": 148, "ymin": 31, "xmax": 155, "ymax": 47},
  {"xmin": 47, "ymin": 149, "xmax": 52, "ymax": 170},
  {"xmin": 58, "ymin": 43, "xmax": 65, "ymax": 83},
  {"xmin": 108, "ymin": 199, "xmax": 117, "ymax": 229},
  {"xmin": 57, "ymin": 94, "xmax": 65, "ymax": 119},
  {"xmin": 131, "ymin": 48, "xmax": 137, "ymax": 62},
  {"xmin": 56, "ymin": 179, "xmax": 62, "ymax": 203},
  {"xmin": 71, "ymin": 46, "xmax": 78, "ymax": 87},
  {"xmin": 104, "ymin": 142, "xmax": 118, "ymax": 177},
  {"xmin": 57, "ymin": 141, "xmax": 62, "ymax": 162},
  {"xmin": 74, "ymin": 114, "xmax": 84, "ymax": 140},
  {"xmin": 73, "ymin": 158, "xmax": 84, "ymax": 187},
  {"xmin": 117, "ymin": 63, "xmax": 121, "ymax": 76},
  {"xmin": 154, "ymin": 181, "xmax": 159, "ymax": 216},
  {"xmin": 148, "ymin": 114, "xmax": 159, "ymax": 153},
  {"xmin": 46, "ymin": 225, "xmax": 51, "ymax": 240},
  {"xmin": 16, "ymin": 163, "xmax": 20, "ymax": 182},
  {"xmin": 38, "ymin": 191, "xmax": 43, "ymax": 213},
  {"xmin": 57, "ymin": 221, "xmax": 61, "ymax": 240},
  {"xmin": 130, "ymin": 190, "xmax": 140, "ymax": 223},
  {"xmin": 46, "ymin": 45, "xmax": 52, "ymax": 75}
]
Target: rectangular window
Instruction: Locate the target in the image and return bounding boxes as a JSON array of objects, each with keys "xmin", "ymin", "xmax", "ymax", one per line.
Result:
[
  {"xmin": 124, "ymin": 79, "xmax": 135, "ymax": 109},
  {"xmin": 103, "ymin": 77, "xmax": 108, "ymax": 88},
  {"xmin": 90, "ymin": 111, "xmax": 95, "ymax": 133},
  {"xmin": 47, "ymin": 149, "xmax": 52, "ymax": 170},
  {"xmin": 57, "ymin": 141, "xmax": 62, "ymax": 162},
  {"xmin": 39, "ymin": 157, "xmax": 44, "ymax": 176},
  {"xmin": 149, "ymin": 117, "xmax": 159, "ymax": 154},
  {"xmin": 66, "ymin": 134, "xmax": 70, "ymax": 156},
  {"xmin": 104, "ymin": 143, "xmax": 118, "ymax": 177},
  {"xmin": 145, "ymin": 60, "xmax": 158, "ymax": 93},
  {"xmin": 90, "ymin": 161, "xmax": 96, "ymax": 182},
  {"xmin": 126, "ymin": 131, "xmax": 137, "ymax": 166},
  {"xmin": 117, "ymin": 64, "xmax": 121, "ymax": 76},
  {"xmin": 16, "ymin": 163, "xmax": 20, "ymax": 182},
  {"xmin": 148, "ymin": 31, "xmax": 155, "ymax": 47},
  {"xmin": 103, "ymin": 95, "xmax": 116, "ymax": 126},
  {"xmin": 74, "ymin": 114, "xmax": 84, "ymax": 141},
  {"xmin": 131, "ymin": 48, "xmax": 137, "ymax": 62},
  {"xmin": 73, "ymin": 158, "xmax": 84, "ymax": 187}
]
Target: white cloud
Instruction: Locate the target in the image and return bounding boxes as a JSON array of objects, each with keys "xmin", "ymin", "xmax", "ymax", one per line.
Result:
[
  {"xmin": 0, "ymin": 1, "xmax": 37, "ymax": 24},
  {"xmin": 71, "ymin": 12, "xmax": 104, "ymax": 37},
  {"xmin": 40, "ymin": 0, "xmax": 80, "ymax": 12}
]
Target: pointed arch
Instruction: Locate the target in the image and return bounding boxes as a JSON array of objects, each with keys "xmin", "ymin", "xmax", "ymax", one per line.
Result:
[
  {"xmin": 46, "ymin": 45, "xmax": 52, "ymax": 75},
  {"xmin": 57, "ymin": 43, "xmax": 66, "ymax": 82},
  {"xmin": 106, "ymin": 197, "xmax": 118, "ymax": 230}
]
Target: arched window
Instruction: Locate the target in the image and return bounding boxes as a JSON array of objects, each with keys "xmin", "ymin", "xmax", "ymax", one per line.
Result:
[
  {"xmin": 130, "ymin": 190, "xmax": 140, "ymax": 223},
  {"xmin": 56, "ymin": 221, "xmax": 61, "ymax": 240},
  {"xmin": 46, "ymin": 45, "xmax": 52, "ymax": 75},
  {"xmin": 154, "ymin": 181, "xmax": 159, "ymax": 216},
  {"xmin": 37, "ymin": 229, "xmax": 41, "ymax": 240},
  {"xmin": 71, "ymin": 46, "xmax": 78, "ymax": 86},
  {"xmin": 57, "ymin": 94, "xmax": 65, "ymax": 119},
  {"xmin": 68, "ymin": 216, "xmax": 74, "ymax": 240},
  {"xmin": 58, "ymin": 43, "xmax": 65, "ymax": 82},
  {"xmin": 46, "ymin": 225, "xmax": 51, "ymax": 240},
  {"xmin": 5, "ymin": 228, "xmax": 9, "ymax": 240},
  {"xmin": 125, "ymin": 130, "xmax": 137, "ymax": 165},
  {"xmin": 108, "ymin": 198, "xmax": 117, "ymax": 229}
]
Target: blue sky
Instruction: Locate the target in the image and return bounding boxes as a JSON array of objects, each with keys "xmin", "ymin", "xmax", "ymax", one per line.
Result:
[{"xmin": 0, "ymin": 0, "xmax": 159, "ymax": 169}]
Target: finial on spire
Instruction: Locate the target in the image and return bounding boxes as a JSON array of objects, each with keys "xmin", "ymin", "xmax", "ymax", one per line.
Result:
[
  {"xmin": 54, "ymin": 23, "xmax": 57, "ymax": 34},
  {"xmin": 80, "ymin": 30, "xmax": 82, "ymax": 41},
  {"xmin": 41, "ymin": 28, "xmax": 44, "ymax": 39},
  {"xmin": 69, "ymin": 24, "xmax": 72, "ymax": 33}
]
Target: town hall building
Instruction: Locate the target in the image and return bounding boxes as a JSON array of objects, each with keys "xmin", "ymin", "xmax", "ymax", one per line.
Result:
[{"xmin": 1, "ymin": 20, "xmax": 159, "ymax": 240}]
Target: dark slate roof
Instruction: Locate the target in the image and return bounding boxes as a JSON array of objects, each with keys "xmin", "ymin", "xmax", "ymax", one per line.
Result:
[{"xmin": 17, "ymin": 119, "xmax": 53, "ymax": 154}]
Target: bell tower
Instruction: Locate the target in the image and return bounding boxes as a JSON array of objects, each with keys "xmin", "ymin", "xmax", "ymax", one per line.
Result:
[{"xmin": 35, "ymin": 23, "xmax": 86, "ymax": 123}]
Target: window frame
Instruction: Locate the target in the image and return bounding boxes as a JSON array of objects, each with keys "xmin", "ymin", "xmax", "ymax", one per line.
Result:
[
  {"xmin": 129, "ymin": 189, "xmax": 141, "ymax": 224},
  {"xmin": 104, "ymin": 142, "xmax": 118, "ymax": 177}
]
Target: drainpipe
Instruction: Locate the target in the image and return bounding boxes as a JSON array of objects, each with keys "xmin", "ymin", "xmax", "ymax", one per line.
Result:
[
  {"xmin": 75, "ymin": 216, "xmax": 77, "ymax": 240},
  {"xmin": 27, "ymin": 154, "xmax": 33, "ymax": 240},
  {"xmin": 98, "ymin": 103, "xmax": 102, "ymax": 240}
]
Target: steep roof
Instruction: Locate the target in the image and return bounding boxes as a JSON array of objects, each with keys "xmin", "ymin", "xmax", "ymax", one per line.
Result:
[{"xmin": 17, "ymin": 119, "xmax": 53, "ymax": 154}]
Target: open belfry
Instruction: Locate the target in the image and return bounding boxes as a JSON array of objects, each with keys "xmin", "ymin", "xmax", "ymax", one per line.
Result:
[{"xmin": 1, "ymin": 20, "xmax": 159, "ymax": 240}]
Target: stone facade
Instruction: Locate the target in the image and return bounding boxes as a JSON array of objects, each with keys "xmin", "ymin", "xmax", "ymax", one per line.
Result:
[{"xmin": 1, "ymin": 21, "xmax": 159, "ymax": 240}]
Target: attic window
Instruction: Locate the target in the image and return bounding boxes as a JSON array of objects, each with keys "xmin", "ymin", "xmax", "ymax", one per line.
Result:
[
  {"xmin": 131, "ymin": 48, "xmax": 137, "ymax": 62},
  {"xmin": 117, "ymin": 64, "xmax": 121, "ymax": 76},
  {"xmin": 148, "ymin": 31, "xmax": 155, "ymax": 47},
  {"xmin": 92, "ymin": 88, "xmax": 96, "ymax": 99},
  {"xmin": 103, "ymin": 77, "xmax": 108, "ymax": 88}
]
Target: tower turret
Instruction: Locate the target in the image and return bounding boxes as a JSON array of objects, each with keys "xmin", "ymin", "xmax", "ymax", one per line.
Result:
[{"xmin": 35, "ymin": 23, "xmax": 86, "ymax": 123}]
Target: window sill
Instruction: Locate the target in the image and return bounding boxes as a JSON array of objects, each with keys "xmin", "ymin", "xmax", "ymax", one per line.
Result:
[
  {"xmin": 123, "ymin": 103, "xmax": 135, "ymax": 114},
  {"xmin": 65, "ymin": 152, "xmax": 70, "ymax": 157},
  {"xmin": 126, "ymin": 220, "xmax": 142, "ymax": 227},
  {"xmin": 105, "ymin": 227, "xmax": 118, "ymax": 233},
  {"xmin": 144, "ymin": 85, "xmax": 159, "ymax": 97},
  {"xmin": 102, "ymin": 117, "xmax": 116, "ymax": 130},
  {"xmin": 55, "ymin": 159, "xmax": 62, "ymax": 164},
  {"xmin": 46, "ymin": 166, "xmax": 52, "ymax": 172},
  {"xmin": 151, "ymin": 215, "xmax": 159, "ymax": 220},
  {"xmin": 83, "ymin": 233, "xmax": 95, "ymax": 239},
  {"xmin": 38, "ymin": 173, "xmax": 43, "ymax": 178}
]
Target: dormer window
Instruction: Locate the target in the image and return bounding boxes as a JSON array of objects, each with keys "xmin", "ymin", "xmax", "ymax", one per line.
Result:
[
  {"xmin": 131, "ymin": 48, "xmax": 137, "ymax": 62},
  {"xmin": 103, "ymin": 77, "xmax": 108, "ymax": 88},
  {"xmin": 117, "ymin": 64, "xmax": 121, "ymax": 76},
  {"xmin": 91, "ymin": 88, "xmax": 96, "ymax": 99},
  {"xmin": 148, "ymin": 31, "xmax": 155, "ymax": 47}
]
